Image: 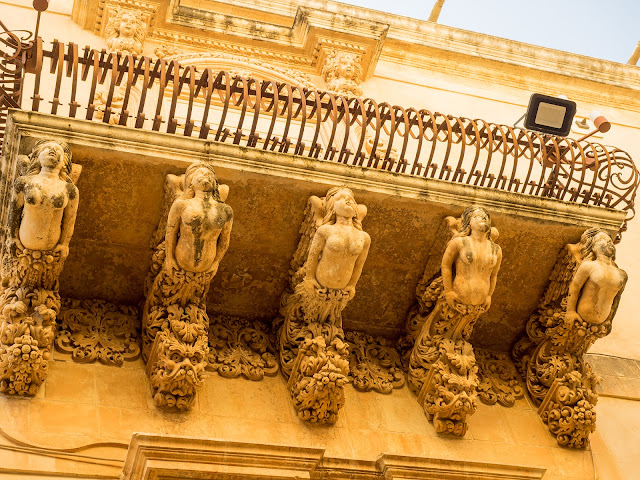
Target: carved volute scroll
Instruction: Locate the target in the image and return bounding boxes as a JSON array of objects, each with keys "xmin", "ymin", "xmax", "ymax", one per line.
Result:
[
  {"xmin": 0, "ymin": 140, "xmax": 80, "ymax": 396},
  {"xmin": 278, "ymin": 186, "xmax": 370, "ymax": 424},
  {"xmin": 407, "ymin": 206, "xmax": 502, "ymax": 436},
  {"xmin": 94, "ymin": 9, "xmax": 148, "ymax": 125},
  {"xmin": 512, "ymin": 227, "xmax": 627, "ymax": 448},
  {"xmin": 346, "ymin": 331, "xmax": 405, "ymax": 394},
  {"xmin": 321, "ymin": 50, "xmax": 364, "ymax": 97},
  {"xmin": 142, "ymin": 161, "xmax": 233, "ymax": 410}
]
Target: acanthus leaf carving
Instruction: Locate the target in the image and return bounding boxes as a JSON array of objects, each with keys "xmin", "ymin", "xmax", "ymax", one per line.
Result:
[
  {"xmin": 207, "ymin": 315, "xmax": 279, "ymax": 381},
  {"xmin": 512, "ymin": 227, "xmax": 626, "ymax": 448},
  {"xmin": 475, "ymin": 348, "xmax": 524, "ymax": 407},
  {"xmin": 345, "ymin": 330, "xmax": 404, "ymax": 394},
  {"xmin": 278, "ymin": 187, "xmax": 370, "ymax": 424},
  {"xmin": 56, "ymin": 298, "xmax": 140, "ymax": 366}
]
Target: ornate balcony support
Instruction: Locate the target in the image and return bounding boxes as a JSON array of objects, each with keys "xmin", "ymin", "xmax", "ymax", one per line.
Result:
[
  {"xmin": 141, "ymin": 161, "xmax": 233, "ymax": 410},
  {"xmin": 278, "ymin": 187, "xmax": 370, "ymax": 424},
  {"xmin": 513, "ymin": 228, "xmax": 626, "ymax": 448},
  {"xmin": 407, "ymin": 207, "xmax": 502, "ymax": 436},
  {"xmin": 0, "ymin": 140, "xmax": 80, "ymax": 396}
]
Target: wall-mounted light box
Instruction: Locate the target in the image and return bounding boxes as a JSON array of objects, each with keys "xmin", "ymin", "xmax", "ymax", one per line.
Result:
[{"xmin": 524, "ymin": 94, "xmax": 576, "ymax": 136}]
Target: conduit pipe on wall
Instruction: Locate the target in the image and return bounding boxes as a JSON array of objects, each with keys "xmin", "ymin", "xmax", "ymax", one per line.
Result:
[
  {"xmin": 628, "ymin": 41, "xmax": 640, "ymax": 65},
  {"xmin": 428, "ymin": 0, "xmax": 446, "ymax": 22}
]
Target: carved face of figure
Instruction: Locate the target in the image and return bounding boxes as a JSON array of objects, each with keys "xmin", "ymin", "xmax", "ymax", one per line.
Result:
[
  {"xmin": 337, "ymin": 56, "xmax": 357, "ymax": 80},
  {"xmin": 593, "ymin": 231, "xmax": 615, "ymax": 259},
  {"xmin": 469, "ymin": 208, "xmax": 490, "ymax": 234},
  {"xmin": 332, "ymin": 188, "xmax": 357, "ymax": 219},
  {"xmin": 190, "ymin": 167, "xmax": 216, "ymax": 193},
  {"xmin": 118, "ymin": 13, "xmax": 137, "ymax": 39},
  {"xmin": 37, "ymin": 142, "xmax": 65, "ymax": 172}
]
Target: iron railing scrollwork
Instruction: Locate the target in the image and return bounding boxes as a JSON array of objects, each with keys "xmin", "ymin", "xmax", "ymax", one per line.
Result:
[{"xmin": 0, "ymin": 33, "xmax": 637, "ymax": 240}]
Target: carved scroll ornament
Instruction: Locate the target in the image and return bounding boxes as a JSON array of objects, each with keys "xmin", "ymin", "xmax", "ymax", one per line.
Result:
[
  {"xmin": 0, "ymin": 140, "xmax": 79, "ymax": 395},
  {"xmin": 142, "ymin": 161, "xmax": 233, "ymax": 410},
  {"xmin": 407, "ymin": 206, "xmax": 502, "ymax": 436},
  {"xmin": 475, "ymin": 349, "xmax": 524, "ymax": 407},
  {"xmin": 278, "ymin": 187, "xmax": 370, "ymax": 424},
  {"xmin": 346, "ymin": 331, "xmax": 405, "ymax": 394},
  {"xmin": 512, "ymin": 227, "xmax": 626, "ymax": 448}
]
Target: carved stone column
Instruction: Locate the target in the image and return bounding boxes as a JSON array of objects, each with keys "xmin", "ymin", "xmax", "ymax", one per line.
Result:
[
  {"xmin": 513, "ymin": 227, "xmax": 626, "ymax": 448},
  {"xmin": 407, "ymin": 207, "xmax": 502, "ymax": 436},
  {"xmin": 141, "ymin": 161, "xmax": 233, "ymax": 410},
  {"xmin": 0, "ymin": 140, "xmax": 80, "ymax": 396},
  {"xmin": 278, "ymin": 187, "xmax": 370, "ymax": 424}
]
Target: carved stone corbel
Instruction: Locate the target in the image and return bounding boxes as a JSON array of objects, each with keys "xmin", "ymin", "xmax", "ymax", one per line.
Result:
[
  {"xmin": 345, "ymin": 331, "xmax": 404, "ymax": 394},
  {"xmin": 141, "ymin": 161, "xmax": 233, "ymax": 410},
  {"xmin": 0, "ymin": 140, "xmax": 80, "ymax": 396},
  {"xmin": 512, "ymin": 227, "xmax": 626, "ymax": 448},
  {"xmin": 475, "ymin": 348, "xmax": 524, "ymax": 407},
  {"xmin": 277, "ymin": 187, "xmax": 370, "ymax": 424},
  {"xmin": 407, "ymin": 207, "xmax": 502, "ymax": 436}
]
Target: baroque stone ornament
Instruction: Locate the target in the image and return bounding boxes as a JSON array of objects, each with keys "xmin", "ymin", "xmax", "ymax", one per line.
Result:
[
  {"xmin": 0, "ymin": 140, "xmax": 79, "ymax": 396},
  {"xmin": 207, "ymin": 315, "xmax": 279, "ymax": 381},
  {"xmin": 94, "ymin": 9, "xmax": 148, "ymax": 124},
  {"xmin": 56, "ymin": 298, "xmax": 140, "ymax": 366},
  {"xmin": 407, "ymin": 206, "xmax": 502, "ymax": 436},
  {"xmin": 321, "ymin": 50, "xmax": 363, "ymax": 97},
  {"xmin": 475, "ymin": 348, "xmax": 524, "ymax": 407},
  {"xmin": 345, "ymin": 331, "xmax": 404, "ymax": 394},
  {"xmin": 142, "ymin": 161, "xmax": 233, "ymax": 410},
  {"xmin": 278, "ymin": 187, "xmax": 370, "ymax": 424},
  {"xmin": 512, "ymin": 227, "xmax": 626, "ymax": 448}
]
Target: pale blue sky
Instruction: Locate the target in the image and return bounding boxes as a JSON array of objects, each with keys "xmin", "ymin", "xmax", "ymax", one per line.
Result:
[{"xmin": 340, "ymin": 0, "xmax": 639, "ymax": 64}]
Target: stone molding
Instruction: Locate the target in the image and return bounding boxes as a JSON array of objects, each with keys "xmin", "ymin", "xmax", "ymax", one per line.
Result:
[{"xmin": 121, "ymin": 434, "xmax": 546, "ymax": 480}]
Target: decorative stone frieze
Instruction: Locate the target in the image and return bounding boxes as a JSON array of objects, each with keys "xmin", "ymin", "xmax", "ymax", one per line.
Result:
[
  {"xmin": 278, "ymin": 187, "xmax": 370, "ymax": 424},
  {"xmin": 321, "ymin": 50, "xmax": 364, "ymax": 97},
  {"xmin": 407, "ymin": 206, "xmax": 502, "ymax": 436},
  {"xmin": 142, "ymin": 161, "xmax": 233, "ymax": 410},
  {"xmin": 475, "ymin": 348, "xmax": 524, "ymax": 407},
  {"xmin": 0, "ymin": 140, "xmax": 79, "ymax": 396},
  {"xmin": 207, "ymin": 315, "xmax": 279, "ymax": 381},
  {"xmin": 512, "ymin": 227, "xmax": 626, "ymax": 448},
  {"xmin": 345, "ymin": 331, "xmax": 404, "ymax": 394},
  {"xmin": 56, "ymin": 298, "xmax": 140, "ymax": 366}
]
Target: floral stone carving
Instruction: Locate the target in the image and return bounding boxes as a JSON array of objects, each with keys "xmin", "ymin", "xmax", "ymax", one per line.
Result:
[
  {"xmin": 345, "ymin": 331, "xmax": 404, "ymax": 394},
  {"xmin": 142, "ymin": 161, "xmax": 233, "ymax": 410},
  {"xmin": 278, "ymin": 187, "xmax": 370, "ymax": 424},
  {"xmin": 0, "ymin": 140, "xmax": 79, "ymax": 396},
  {"xmin": 56, "ymin": 298, "xmax": 140, "ymax": 366},
  {"xmin": 475, "ymin": 348, "xmax": 524, "ymax": 407},
  {"xmin": 407, "ymin": 206, "xmax": 502, "ymax": 436},
  {"xmin": 512, "ymin": 227, "xmax": 626, "ymax": 448},
  {"xmin": 207, "ymin": 315, "xmax": 279, "ymax": 381},
  {"xmin": 321, "ymin": 50, "xmax": 363, "ymax": 97}
]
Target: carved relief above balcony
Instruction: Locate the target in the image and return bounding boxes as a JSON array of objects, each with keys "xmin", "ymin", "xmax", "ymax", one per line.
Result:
[
  {"xmin": 345, "ymin": 331, "xmax": 404, "ymax": 394},
  {"xmin": 513, "ymin": 227, "xmax": 627, "ymax": 448},
  {"xmin": 407, "ymin": 206, "xmax": 502, "ymax": 436},
  {"xmin": 142, "ymin": 161, "xmax": 233, "ymax": 410},
  {"xmin": 207, "ymin": 315, "xmax": 279, "ymax": 381},
  {"xmin": 0, "ymin": 140, "xmax": 80, "ymax": 396},
  {"xmin": 321, "ymin": 50, "xmax": 363, "ymax": 96},
  {"xmin": 278, "ymin": 187, "xmax": 371, "ymax": 424},
  {"xmin": 56, "ymin": 298, "xmax": 140, "ymax": 366}
]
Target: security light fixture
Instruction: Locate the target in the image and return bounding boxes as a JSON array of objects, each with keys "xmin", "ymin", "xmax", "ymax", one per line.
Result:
[{"xmin": 524, "ymin": 93, "xmax": 576, "ymax": 136}]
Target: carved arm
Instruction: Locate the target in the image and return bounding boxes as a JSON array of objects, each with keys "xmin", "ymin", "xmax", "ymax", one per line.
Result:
[
  {"xmin": 164, "ymin": 199, "xmax": 185, "ymax": 270},
  {"xmin": 55, "ymin": 184, "xmax": 79, "ymax": 258}
]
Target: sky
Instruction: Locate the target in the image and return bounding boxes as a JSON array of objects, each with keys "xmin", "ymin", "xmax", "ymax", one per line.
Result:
[{"xmin": 339, "ymin": 0, "xmax": 639, "ymax": 65}]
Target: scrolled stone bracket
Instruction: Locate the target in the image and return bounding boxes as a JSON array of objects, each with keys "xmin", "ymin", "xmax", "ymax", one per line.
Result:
[{"xmin": 346, "ymin": 330, "xmax": 404, "ymax": 394}]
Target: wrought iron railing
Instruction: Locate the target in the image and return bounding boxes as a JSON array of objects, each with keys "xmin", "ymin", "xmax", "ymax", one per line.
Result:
[{"xmin": 1, "ymin": 30, "xmax": 638, "ymax": 238}]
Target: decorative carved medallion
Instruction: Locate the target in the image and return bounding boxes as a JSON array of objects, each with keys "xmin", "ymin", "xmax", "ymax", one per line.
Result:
[
  {"xmin": 345, "ymin": 331, "xmax": 404, "ymax": 394},
  {"xmin": 278, "ymin": 187, "xmax": 370, "ymax": 424},
  {"xmin": 512, "ymin": 227, "xmax": 626, "ymax": 448},
  {"xmin": 321, "ymin": 50, "xmax": 363, "ymax": 96},
  {"xmin": 475, "ymin": 348, "xmax": 524, "ymax": 407},
  {"xmin": 56, "ymin": 298, "xmax": 140, "ymax": 366},
  {"xmin": 207, "ymin": 315, "xmax": 279, "ymax": 381}
]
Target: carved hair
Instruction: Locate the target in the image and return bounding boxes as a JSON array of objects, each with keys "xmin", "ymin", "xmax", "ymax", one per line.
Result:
[
  {"xmin": 580, "ymin": 227, "xmax": 615, "ymax": 261},
  {"xmin": 321, "ymin": 51, "xmax": 363, "ymax": 83},
  {"xmin": 458, "ymin": 206, "xmax": 492, "ymax": 238},
  {"xmin": 322, "ymin": 186, "xmax": 363, "ymax": 230},
  {"xmin": 105, "ymin": 10, "xmax": 146, "ymax": 54},
  {"xmin": 27, "ymin": 140, "xmax": 73, "ymax": 182},
  {"xmin": 182, "ymin": 161, "xmax": 222, "ymax": 202}
]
